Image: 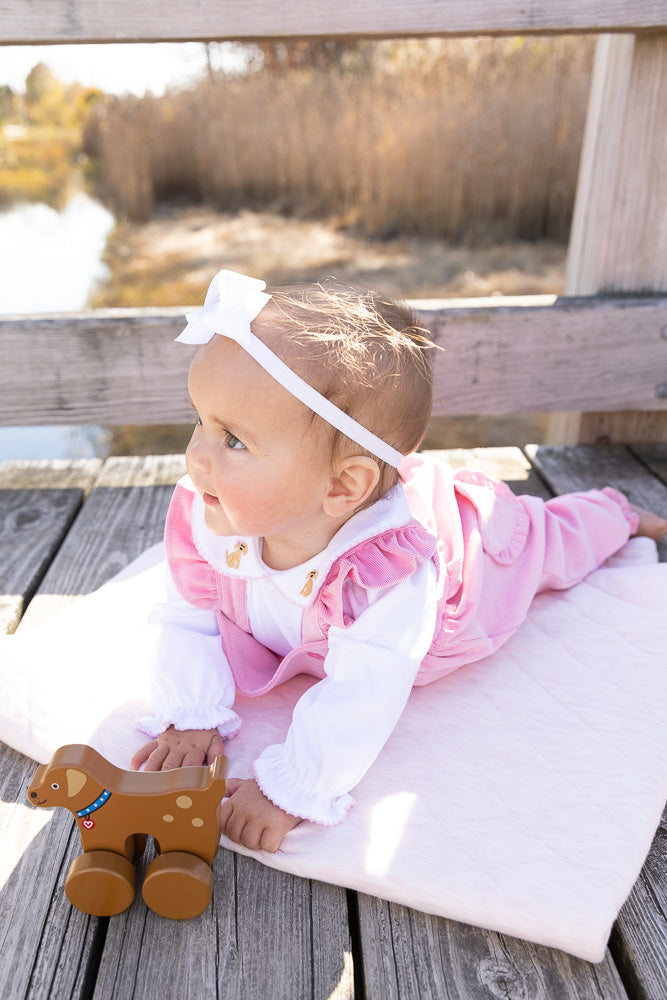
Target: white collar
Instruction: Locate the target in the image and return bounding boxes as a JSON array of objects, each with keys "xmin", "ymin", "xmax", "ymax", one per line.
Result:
[{"xmin": 187, "ymin": 478, "xmax": 414, "ymax": 607}]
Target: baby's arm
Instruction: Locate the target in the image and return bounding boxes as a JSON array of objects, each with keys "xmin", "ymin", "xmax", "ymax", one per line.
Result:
[
  {"xmin": 134, "ymin": 568, "xmax": 239, "ymax": 771},
  {"xmin": 224, "ymin": 561, "xmax": 439, "ymax": 850}
]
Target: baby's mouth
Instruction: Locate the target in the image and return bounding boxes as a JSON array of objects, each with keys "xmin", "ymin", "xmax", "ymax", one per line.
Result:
[{"xmin": 202, "ymin": 492, "xmax": 220, "ymax": 507}]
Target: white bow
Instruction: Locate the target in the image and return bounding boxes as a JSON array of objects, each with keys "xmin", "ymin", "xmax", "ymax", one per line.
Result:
[
  {"xmin": 175, "ymin": 268, "xmax": 404, "ymax": 468},
  {"xmin": 176, "ymin": 270, "xmax": 271, "ymax": 345}
]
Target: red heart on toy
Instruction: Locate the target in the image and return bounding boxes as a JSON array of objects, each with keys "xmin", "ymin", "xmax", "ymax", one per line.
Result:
[{"xmin": 82, "ymin": 818, "xmax": 95, "ymax": 830}]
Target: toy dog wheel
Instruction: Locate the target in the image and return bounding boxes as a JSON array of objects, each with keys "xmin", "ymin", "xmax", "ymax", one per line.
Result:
[
  {"xmin": 142, "ymin": 851, "xmax": 214, "ymax": 919},
  {"xmin": 65, "ymin": 851, "xmax": 136, "ymax": 916}
]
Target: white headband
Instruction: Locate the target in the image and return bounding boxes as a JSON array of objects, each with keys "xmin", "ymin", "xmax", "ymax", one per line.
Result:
[{"xmin": 177, "ymin": 269, "xmax": 404, "ymax": 468}]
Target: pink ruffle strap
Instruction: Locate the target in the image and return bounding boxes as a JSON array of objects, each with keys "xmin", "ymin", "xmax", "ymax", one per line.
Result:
[
  {"xmin": 164, "ymin": 483, "xmax": 220, "ymax": 610},
  {"xmin": 307, "ymin": 521, "xmax": 437, "ymax": 637},
  {"xmin": 164, "ymin": 482, "xmax": 251, "ymax": 629}
]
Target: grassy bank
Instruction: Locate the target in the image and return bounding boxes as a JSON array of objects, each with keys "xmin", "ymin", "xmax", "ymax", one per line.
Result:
[
  {"xmin": 90, "ymin": 206, "xmax": 567, "ymax": 308},
  {"xmin": 0, "ymin": 124, "xmax": 86, "ymax": 207}
]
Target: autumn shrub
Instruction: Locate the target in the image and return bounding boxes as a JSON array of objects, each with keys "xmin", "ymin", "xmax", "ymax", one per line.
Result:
[{"xmin": 84, "ymin": 36, "xmax": 594, "ymax": 240}]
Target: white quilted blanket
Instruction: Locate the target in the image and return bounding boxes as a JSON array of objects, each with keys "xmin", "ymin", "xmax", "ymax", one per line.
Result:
[{"xmin": 0, "ymin": 538, "xmax": 665, "ymax": 962}]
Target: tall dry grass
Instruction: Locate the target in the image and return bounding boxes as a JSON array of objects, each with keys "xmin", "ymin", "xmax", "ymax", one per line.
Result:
[{"xmin": 84, "ymin": 37, "xmax": 593, "ymax": 240}]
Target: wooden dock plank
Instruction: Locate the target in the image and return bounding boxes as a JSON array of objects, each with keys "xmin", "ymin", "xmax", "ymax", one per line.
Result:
[
  {"xmin": 0, "ymin": 460, "xmax": 102, "ymax": 635},
  {"xmin": 526, "ymin": 444, "xmax": 667, "ymax": 561},
  {"xmin": 90, "ymin": 845, "xmax": 220, "ymax": 1000},
  {"xmin": 610, "ymin": 810, "xmax": 667, "ymax": 1000},
  {"xmin": 0, "ymin": 460, "xmax": 102, "ymax": 492},
  {"xmin": 0, "ymin": 458, "xmax": 182, "ymax": 999},
  {"xmin": 0, "ymin": 742, "xmax": 100, "ymax": 1000},
  {"xmin": 357, "ymin": 896, "xmax": 629, "ymax": 1000},
  {"xmin": 631, "ymin": 443, "xmax": 667, "ymax": 489},
  {"xmin": 16, "ymin": 458, "xmax": 181, "ymax": 628},
  {"xmin": 423, "ymin": 446, "xmax": 553, "ymax": 498},
  {"xmin": 525, "ymin": 443, "xmax": 667, "ymax": 1000},
  {"xmin": 93, "ymin": 817, "xmax": 354, "ymax": 998},
  {"xmin": 0, "ymin": 487, "xmax": 83, "ymax": 634},
  {"xmin": 231, "ymin": 855, "xmax": 353, "ymax": 1000}
]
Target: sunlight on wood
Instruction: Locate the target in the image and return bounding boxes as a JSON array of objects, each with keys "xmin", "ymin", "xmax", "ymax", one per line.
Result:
[
  {"xmin": 327, "ymin": 950, "xmax": 354, "ymax": 1000},
  {"xmin": 0, "ymin": 800, "xmax": 52, "ymax": 891},
  {"xmin": 17, "ymin": 594, "xmax": 82, "ymax": 629},
  {"xmin": 0, "ymin": 596, "xmax": 22, "ymax": 635}
]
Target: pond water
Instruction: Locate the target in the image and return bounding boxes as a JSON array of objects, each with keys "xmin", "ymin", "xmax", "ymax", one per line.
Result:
[{"xmin": 0, "ymin": 192, "xmax": 116, "ymax": 461}]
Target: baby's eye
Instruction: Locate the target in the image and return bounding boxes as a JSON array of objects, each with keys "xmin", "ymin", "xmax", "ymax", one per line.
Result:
[
  {"xmin": 225, "ymin": 433, "xmax": 246, "ymax": 451},
  {"xmin": 189, "ymin": 405, "xmax": 202, "ymax": 427}
]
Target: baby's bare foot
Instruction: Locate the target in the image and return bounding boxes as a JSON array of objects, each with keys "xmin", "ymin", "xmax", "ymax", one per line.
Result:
[{"xmin": 630, "ymin": 504, "xmax": 667, "ymax": 541}]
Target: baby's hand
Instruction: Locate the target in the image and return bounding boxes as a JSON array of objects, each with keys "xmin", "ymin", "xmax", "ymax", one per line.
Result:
[
  {"xmin": 131, "ymin": 726, "xmax": 225, "ymax": 772},
  {"xmin": 219, "ymin": 778, "xmax": 301, "ymax": 853}
]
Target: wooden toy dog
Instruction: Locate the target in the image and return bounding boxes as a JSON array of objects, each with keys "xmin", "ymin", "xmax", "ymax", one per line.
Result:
[{"xmin": 27, "ymin": 744, "xmax": 228, "ymax": 920}]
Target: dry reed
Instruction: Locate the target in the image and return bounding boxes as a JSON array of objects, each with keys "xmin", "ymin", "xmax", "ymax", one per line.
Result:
[{"xmin": 84, "ymin": 37, "xmax": 593, "ymax": 240}]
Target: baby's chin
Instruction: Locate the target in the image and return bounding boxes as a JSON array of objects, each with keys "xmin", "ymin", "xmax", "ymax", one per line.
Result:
[{"xmin": 202, "ymin": 502, "xmax": 233, "ymax": 536}]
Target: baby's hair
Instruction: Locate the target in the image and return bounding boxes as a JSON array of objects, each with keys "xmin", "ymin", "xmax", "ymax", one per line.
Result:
[{"xmin": 254, "ymin": 280, "xmax": 436, "ymax": 501}]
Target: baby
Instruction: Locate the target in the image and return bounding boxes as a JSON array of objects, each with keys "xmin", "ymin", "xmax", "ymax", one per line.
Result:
[{"xmin": 131, "ymin": 269, "xmax": 667, "ymax": 852}]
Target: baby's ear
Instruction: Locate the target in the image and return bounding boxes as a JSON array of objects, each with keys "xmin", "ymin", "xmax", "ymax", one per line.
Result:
[{"xmin": 324, "ymin": 456, "xmax": 380, "ymax": 517}]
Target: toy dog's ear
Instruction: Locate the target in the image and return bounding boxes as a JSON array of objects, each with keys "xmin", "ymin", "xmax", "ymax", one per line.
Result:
[{"xmin": 66, "ymin": 769, "xmax": 88, "ymax": 798}]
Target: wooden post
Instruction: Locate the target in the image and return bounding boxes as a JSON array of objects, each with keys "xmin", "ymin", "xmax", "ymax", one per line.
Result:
[{"xmin": 547, "ymin": 33, "xmax": 667, "ymax": 445}]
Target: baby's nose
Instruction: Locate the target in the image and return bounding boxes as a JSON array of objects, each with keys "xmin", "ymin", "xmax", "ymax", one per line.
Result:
[{"xmin": 186, "ymin": 435, "xmax": 211, "ymax": 474}]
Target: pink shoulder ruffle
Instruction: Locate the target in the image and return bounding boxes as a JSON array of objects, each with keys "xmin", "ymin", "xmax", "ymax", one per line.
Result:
[
  {"xmin": 453, "ymin": 469, "xmax": 531, "ymax": 566},
  {"xmin": 314, "ymin": 521, "xmax": 437, "ymax": 631},
  {"xmin": 164, "ymin": 481, "xmax": 221, "ymax": 610}
]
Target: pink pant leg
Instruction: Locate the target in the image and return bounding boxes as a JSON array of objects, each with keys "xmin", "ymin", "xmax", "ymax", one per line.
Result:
[
  {"xmin": 535, "ymin": 488, "xmax": 638, "ymax": 593},
  {"xmin": 416, "ymin": 484, "xmax": 638, "ymax": 683}
]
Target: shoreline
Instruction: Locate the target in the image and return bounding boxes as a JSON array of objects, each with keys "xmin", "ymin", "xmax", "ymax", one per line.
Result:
[{"xmin": 90, "ymin": 205, "xmax": 567, "ymax": 308}]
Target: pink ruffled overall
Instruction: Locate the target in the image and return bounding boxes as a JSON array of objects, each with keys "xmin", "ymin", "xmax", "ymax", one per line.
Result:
[{"xmin": 164, "ymin": 453, "xmax": 638, "ymax": 696}]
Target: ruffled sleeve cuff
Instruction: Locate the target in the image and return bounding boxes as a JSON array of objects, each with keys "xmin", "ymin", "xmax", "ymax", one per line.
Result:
[
  {"xmin": 253, "ymin": 744, "xmax": 354, "ymax": 826},
  {"xmin": 602, "ymin": 487, "xmax": 640, "ymax": 535},
  {"xmin": 138, "ymin": 705, "xmax": 241, "ymax": 741}
]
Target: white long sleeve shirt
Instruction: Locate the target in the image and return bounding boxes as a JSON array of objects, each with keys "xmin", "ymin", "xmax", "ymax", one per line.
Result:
[{"xmin": 139, "ymin": 485, "xmax": 439, "ymax": 824}]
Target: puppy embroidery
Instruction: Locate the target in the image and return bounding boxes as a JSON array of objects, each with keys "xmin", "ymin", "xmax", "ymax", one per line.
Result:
[
  {"xmin": 225, "ymin": 541, "xmax": 248, "ymax": 569},
  {"xmin": 300, "ymin": 569, "xmax": 318, "ymax": 598}
]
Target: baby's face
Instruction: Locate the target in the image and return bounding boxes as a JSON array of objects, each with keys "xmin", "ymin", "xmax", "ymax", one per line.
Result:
[{"xmin": 186, "ymin": 334, "xmax": 334, "ymax": 566}]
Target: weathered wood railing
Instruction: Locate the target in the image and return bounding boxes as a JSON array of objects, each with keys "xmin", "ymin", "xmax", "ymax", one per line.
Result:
[
  {"xmin": 2, "ymin": 1, "xmax": 667, "ymax": 41},
  {"xmin": 1, "ymin": 296, "xmax": 666, "ymax": 434},
  {"xmin": 1, "ymin": 1, "xmax": 666, "ymax": 444}
]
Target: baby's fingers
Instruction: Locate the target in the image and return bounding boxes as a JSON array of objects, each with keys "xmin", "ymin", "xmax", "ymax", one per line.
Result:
[
  {"xmin": 142, "ymin": 743, "xmax": 171, "ymax": 772},
  {"xmin": 259, "ymin": 825, "xmax": 285, "ymax": 854},
  {"xmin": 130, "ymin": 740, "xmax": 157, "ymax": 771},
  {"xmin": 224, "ymin": 777, "xmax": 243, "ymax": 796},
  {"xmin": 180, "ymin": 747, "xmax": 210, "ymax": 768},
  {"xmin": 205, "ymin": 732, "xmax": 226, "ymax": 765},
  {"xmin": 219, "ymin": 796, "xmax": 247, "ymax": 845}
]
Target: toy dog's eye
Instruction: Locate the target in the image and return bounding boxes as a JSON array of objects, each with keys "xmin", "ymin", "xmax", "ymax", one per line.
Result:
[{"xmin": 51, "ymin": 782, "xmax": 60, "ymax": 790}]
